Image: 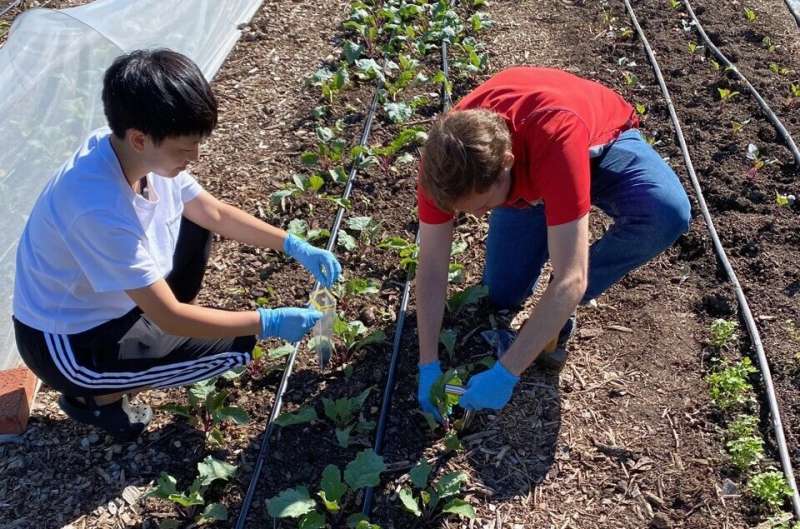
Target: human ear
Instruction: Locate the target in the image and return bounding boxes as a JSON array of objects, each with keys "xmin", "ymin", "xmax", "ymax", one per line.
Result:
[
  {"xmin": 503, "ymin": 150, "xmax": 515, "ymax": 170},
  {"xmin": 128, "ymin": 129, "xmax": 147, "ymax": 153}
]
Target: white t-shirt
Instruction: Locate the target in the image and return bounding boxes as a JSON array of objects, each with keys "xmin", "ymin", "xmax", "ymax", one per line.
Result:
[{"xmin": 13, "ymin": 128, "xmax": 204, "ymax": 334}]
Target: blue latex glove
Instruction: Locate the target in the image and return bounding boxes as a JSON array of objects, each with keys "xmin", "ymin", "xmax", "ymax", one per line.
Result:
[
  {"xmin": 284, "ymin": 234, "xmax": 342, "ymax": 288},
  {"xmin": 459, "ymin": 361, "xmax": 520, "ymax": 411},
  {"xmin": 257, "ymin": 307, "xmax": 322, "ymax": 342},
  {"xmin": 418, "ymin": 360, "xmax": 443, "ymax": 422}
]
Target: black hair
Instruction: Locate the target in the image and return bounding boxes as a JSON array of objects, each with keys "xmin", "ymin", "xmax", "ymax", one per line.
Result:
[{"xmin": 102, "ymin": 49, "xmax": 218, "ymax": 143}]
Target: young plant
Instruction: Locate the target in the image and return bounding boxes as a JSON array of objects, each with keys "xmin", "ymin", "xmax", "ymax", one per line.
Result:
[
  {"xmin": 776, "ymin": 193, "xmax": 796, "ymax": 207},
  {"xmin": 146, "ymin": 456, "xmax": 237, "ymax": 525},
  {"xmin": 333, "ymin": 316, "xmax": 386, "ymax": 354},
  {"xmin": 266, "ymin": 449, "xmax": 385, "ymax": 528},
  {"xmin": 452, "ymin": 37, "xmax": 488, "ymax": 74},
  {"xmin": 384, "ymin": 54, "xmax": 427, "ymax": 101},
  {"xmin": 446, "ymin": 284, "xmax": 489, "ymax": 315},
  {"xmin": 428, "ymin": 366, "xmax": 469, "ymax": 425},
  {"xmin": 718, "ymin": 87, "xmax": 741, "ymax": 102},
  {"xmin": 622, "ymin": 71, "xmax": 638, "ymax": 86},
  {"xmin": 743, "ymin": 7, "xmax": 758, "ymax": 23},
  {"xmin": 322, "ymin": 387, "xmax": 374, "ymax": 447},
  {"xmin": 469, "ymin": 11, "xmax": 493, "ymax": 32},
  {"xmin": 668, "ymin": 0, "xmax": 682, "ymax": 9},
  {"xmin": 163, "ymin": 378, "xmax": 249, "ymax": 446},
  {"xmin": 769, "ymin": 63, "xmax": 791, "ymax": 76},
  {"xmin": 287, "ymin": 218, "xmax": 330, "ymax": 244},
  {"xmin": 725, "ymin": 415, "xmax": 765, "ymax": 471},
  {"xmin": 341, "ymin": 276, "xmax": 381, "ymax": 297},
  {"xmin": 300, "ymin": 125, "xmax": 349, "ymax": 183},
  {"xmin": 309, "ymin": 65, "xmax": 350, "ymax": 104},
  {"xmin": 790, "ymin": 84, "xmax": 800, "ymax": 98},
  {"xmin": 687, "ymin": 41, "xmax": 699, "ymax": 54},
  {"xmin": 346, "ymin": 215, "xmax": 383, "ymax": 245},
  {"xmin": 634, "ymin": 102, "xmax": 647, "ymax": 116},
  {"xmin": 749, "ymin": 470, "xmax": 793, "ymax": 511},
  {"xmin": 439, "ymin": 328, "xmax": 458, "ymax": 362},
  {"xmin": 378, "ymin": 236, "xmax": 419, "ymax": 273},
  {"xmin": 731, "ymin": 119, "xmax": 750, "ymax": 134},
  {"xmin": 398, "ymin": 460, "xmax": 475, "ymax": 521},
  {"xmin": 710, "ymin": 318, "xmax": 738, "ymax": 349},
  {"xmin": 706, "ymin": 357, "xmax": 758, "ymax": 410},
  {"xmin": 271, "ymin": 173, "xmax": 324, "ymax": 211},
  {"xmin": 371, "ymin": 126, "xmax": 428, "ymax": 172}
]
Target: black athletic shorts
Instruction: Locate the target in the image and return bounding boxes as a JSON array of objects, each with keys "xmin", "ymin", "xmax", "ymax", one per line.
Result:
[{"xmin": 13, "ymin": 218, "xmax": 256, "ymax": 397}]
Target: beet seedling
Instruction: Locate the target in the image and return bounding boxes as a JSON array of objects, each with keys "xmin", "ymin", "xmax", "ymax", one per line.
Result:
[
  {"xmin": 162, "ymin": 378, "xmax": 249, "ymax": 446},
  {"xmin": 762, "ymin": 36, "xmax": 777, "ymax": 52},
  {"xmin": 146, "ymin": 456, "xmax": 236, "ymax": 525},
  {"xmin": 743, "ymin": 7, "xmax": 758, "ymax": 23},
  {"xmin": 439, "ymin": 329, "xmax": 458, "ymax": 362},
  {"xmin": 346, "ymin": 215, "xmax": 383, "ymax": 244},
  {"xmin": 398, "ymin": 460, "xmax": 475, "ymax": 521},
  {"xmin": 446, "ymin": 284, "xmax": 489, "ymax": 315},
  {"xmin": 790, "ymin": 84, "xmax": 800, "ymax": 98},
  {"xmin": 769, "ymin": 63, "xmax": 791, "ymax": 76},
  {"xmin": 333, "ymin": 316, "xmax": 386, "ymax": 354},
  {"xmin": 622, "ymin": 71, "xmax": 638, "ymax": 87},
  {"xmin": 342, "ymin": 277, "xmax": 380, "ymax": 297},
  {"xmin": 378, "ymin": 236, "xmax": 419, "ymax": 273},
  {"xmin": 266, "ymin": 449, "xmax": 386, "ymax": 528},
  {"xmin": 668, "ymin": 0, "xmax": 682, "ymax": 9},
  {"xmin": 749, "ymin": 470, "xmax": 793, "ymax": 511}
]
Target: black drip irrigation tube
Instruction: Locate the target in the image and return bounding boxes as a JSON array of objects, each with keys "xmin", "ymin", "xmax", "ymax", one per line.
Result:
[
  {"xmin": 233, "ymin": 87, "xmax": 381, "ymax": 529},
  {"xmin": 623, "ymin": 0, "xmax": 800, "ymax": 519},
  {"xmin": 682, "ymin": 0, "xmax": 800, "ymax": 168},
  {"xmin": 360, "ymin": 35, "xmax": 453, "ymax": 519}
]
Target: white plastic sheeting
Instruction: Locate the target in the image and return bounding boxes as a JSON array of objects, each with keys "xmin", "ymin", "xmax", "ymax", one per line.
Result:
[{"xmin": 0, "ymin": 0, "xmax": 263, "ymax": 370}]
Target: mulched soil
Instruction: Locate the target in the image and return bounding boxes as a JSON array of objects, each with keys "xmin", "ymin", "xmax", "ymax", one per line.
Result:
[{"xmin": 2, "ymin": 0, "xmax": 799, "ymax": 528}]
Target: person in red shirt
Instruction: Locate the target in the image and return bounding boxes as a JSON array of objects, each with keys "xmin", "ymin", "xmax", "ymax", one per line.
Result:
[{"xmin": 416, "ymin": 67, "xmax": 691, "ymax": 416}]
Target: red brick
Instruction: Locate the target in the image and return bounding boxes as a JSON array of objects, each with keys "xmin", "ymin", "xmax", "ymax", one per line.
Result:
[{"xmin": 0, "ymin": 366, "xmax": 38, "ymax": 434}]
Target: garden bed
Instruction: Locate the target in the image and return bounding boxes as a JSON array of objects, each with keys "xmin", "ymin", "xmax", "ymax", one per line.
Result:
[{"xmin": 1, "ymin": 0, "xmax": 799, "ymax": 528}]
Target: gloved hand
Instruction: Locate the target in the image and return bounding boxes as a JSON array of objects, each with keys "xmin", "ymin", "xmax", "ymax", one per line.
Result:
[
  {"xmin": 284, "ymin": 234, "xmax": 342, "ymax": 288},
  {"xmin": 459, "ymin": 361, "xmax": 520, "ymax": 411},
  {"xmin": 418, "ymin": 360, "xmax": 443, "ymax": 422},
  {"xmin": 257, "ymin": 307, "xmax": 322, "ymax": 342}
]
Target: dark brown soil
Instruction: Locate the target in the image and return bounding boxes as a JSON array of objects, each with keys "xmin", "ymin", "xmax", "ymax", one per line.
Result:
[{"xmin": 2, "ymin": 0, "xmax": 799, "ymax": 528}]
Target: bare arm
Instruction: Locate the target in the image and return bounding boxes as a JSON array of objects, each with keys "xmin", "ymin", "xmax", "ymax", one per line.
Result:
[
  {"xmin": 127, "ymin": 279, "xmax": 260, "ymax": 338},
  {"xmin": 499, "ymin": 213, "xmax": 589, "ymax": 376},
  {"xmin": 183, "ymin": 190, "xmax": 287, "ymax": 250},
  {"xmin": 415, "ymin": 220, "xmax": 455, "ymax": 365}
]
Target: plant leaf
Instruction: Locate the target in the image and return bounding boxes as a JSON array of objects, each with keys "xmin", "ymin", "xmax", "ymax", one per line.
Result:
[
  {"xmin": 266, "ymin": 486, "xmax": 317, "ymax": 519},
  {"xmin": 446, "ymin": 285, "xmax": 489, "ymax": 314},
  {"xmin": 335, "ymin": 425, "xmax": 354, "ymax": 447},
  {"xmin": 409, "ymin": 459, "xmax": 433, "ymax": 490},
  {"xmin": 344, "ymin": 449, "xmax": 386, "ymax": 489},
  {"xmin": 384, "ymin": 101, "xmax": 413, "ymax": 123},
  {"xmin": 346, "ymin": 216, "xmax": 374, "ymax": 231},
  {"xmin": 197, "ymin": 456, "xmax": 237, "ymax": 486},
  {"xmin": 338, "ymin": 230, "xmax": 358, "ymax": 251},
  {"xmin": 343, "ymin": 40, "xmax": 363, "ymax": 63},
  {"xmin": 435, "ymin": 472, "xmax": 468, "ymax": 499},
  {"xmin": 351, "ymin": 330, "xmax": 386, "ymax": 352},
  {"xmin": 398, "ymin": 487, "xmax": 421, "ymax": 516},
  {"xmin": 216, "ymin": 406, "xmax": 250, "ymax": 425},
  {"xmin": 320, "ymin": 464, "xmax": 348, "ymax": 505},
  {"xmin": 298, "ymin": 511, "xmax": 326, "ymax": 529},
  {"xmin": 275, "ymin": 406, "xmax": 318, "ymax": 427},
  {"xmin": 439, "ymin": 329, "xmax": 457, "ymax": 359},
  {"xmin": 287, "ymin": 218, "xmax": 309, "ymax": 239},
  {"xmin": 269, "ymin": 343, "xmax": 295, "ymax": 359},
  {"xmin": 198, "ymin": 503, "xmax": 228, "ymax": 522},
  {"xmin": 442, "ymin": 498, "xmax": 475, "ymax": 518}
]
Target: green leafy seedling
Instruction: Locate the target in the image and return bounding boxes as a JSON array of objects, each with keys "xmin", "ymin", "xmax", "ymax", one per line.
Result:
[
  {"xmin": 162, "ymin": 378, "xmax": 249, "ymax": 446},
  {"xmin": 398, "ymin": 460, "xmax": 475, "ymax": 521},
  {"xmin": 725, "ymin": 415, "xmax": 765, "ymax": 471},
  {"xmin": 446, "ymin": 284, "xmax": 489, "ymax": 315},
  {"xmin": 322, "ymin": 387, "xmax": 374, "ymax": 447},
  {"xmin": 749, "ymin": 470, "xmax": 793, "ymax": 511},
  {"xmin": 706, "ymin": 357, "xmax": 757, "ymax": 410},
  {"xmin": 743, "ymin": 7, "xmax": 758, "ymax": 23},
  {"xmin": 718, "ymin": 88, "xmax": 740, "ymax": 102},
  {"xmin": 378, "ymin": 236, "xmax": 419, "ymax": 273},
  {"xmin": 147, "ymin": 456, "xmax": 236, "ymax": 523},
  {"xmin": 710, "ymin": 318, "xmax": 738, "ymax": 349},
  {"xmin": 266, "ymin": 449, "xmax": 386, "ymax": 527}
]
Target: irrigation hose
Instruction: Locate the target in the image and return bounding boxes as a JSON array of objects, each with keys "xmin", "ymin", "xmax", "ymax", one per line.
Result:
[
  {"xmin": 624, "ymin": 0, "xmax": 800, "ymax": 519},
  {"xmin": 360, "ymin": 34, "xmax": 454, "ymax": 520},
  {"xmin": 682, "ymin": 0, "xmax": 800, "ymax": 168},
  {"xmin": 233, "ymin": 88, "xmax": 381, "ymax": 529},
  {"xmin": 0, "ymin": 0, "xmax": 22, "ymax": 19}
]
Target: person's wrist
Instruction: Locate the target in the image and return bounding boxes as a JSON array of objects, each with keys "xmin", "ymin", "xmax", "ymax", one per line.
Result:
[
  {"xmin": 494, "ymin": 359, "xmax": 521, "ymax": 384},
  {"xmin": 283, "ymin": 233, "xmax": 305, "ymax": 258}
]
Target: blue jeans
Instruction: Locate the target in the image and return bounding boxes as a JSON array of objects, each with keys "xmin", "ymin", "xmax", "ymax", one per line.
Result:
[{"xmin": 483, "ymin": 129, "xmax": 691, "ymax": 308}]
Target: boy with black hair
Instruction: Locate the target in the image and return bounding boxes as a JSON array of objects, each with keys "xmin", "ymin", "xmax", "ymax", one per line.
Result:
[
  {"xmin": 12, "ymin": 49, "xmax": 340, "ymax": 440},
  {"xmin": 415, "ymin": 67, "xmax": 691, "ymax": 417}
]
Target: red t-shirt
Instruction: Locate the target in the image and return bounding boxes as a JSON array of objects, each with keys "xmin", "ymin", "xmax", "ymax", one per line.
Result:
[{"xmin": 418, "ymin": 67, "xmax": 638, "ymax": 226}]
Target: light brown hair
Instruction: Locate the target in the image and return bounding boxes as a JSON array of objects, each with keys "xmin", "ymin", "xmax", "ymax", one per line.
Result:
[{"xmin": 420, "ymin": 109, "xmax": 511, "ymax": 212}]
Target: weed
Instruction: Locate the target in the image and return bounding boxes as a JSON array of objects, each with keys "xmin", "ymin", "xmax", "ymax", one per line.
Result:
[
  {"xmin": 718, "ymin": 88, "xmax": 740, "ymax": 102},
  {"xmin": 710, "ymin": 318, "xmax": 738, "ymax": 349},
  {"xmin": 706, "ymin": 357, "xmax": 757, "ymax": 410},
  {"xmin": 749, "ymin": 470, "xmax": 793, "ymax": 511}
]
